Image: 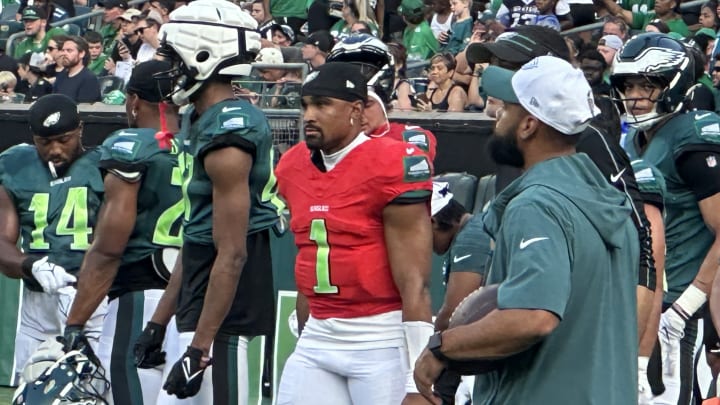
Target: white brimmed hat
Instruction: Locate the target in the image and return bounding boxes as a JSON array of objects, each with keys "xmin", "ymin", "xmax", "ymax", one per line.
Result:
[
  {"xmin": 483, "ymin": 55, "xmax": 600, "ymax": 135},
  {"xmin": 431, "ymin": 182, "xmax": 454, "ymax": 216}
]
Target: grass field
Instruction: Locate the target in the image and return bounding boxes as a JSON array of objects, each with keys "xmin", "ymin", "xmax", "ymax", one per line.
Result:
[{"xmin": 1, "ymin": 386, "xmax": 15, "ymax": 404}]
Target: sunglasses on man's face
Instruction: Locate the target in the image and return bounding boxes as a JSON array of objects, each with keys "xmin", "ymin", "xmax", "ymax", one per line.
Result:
[
  {"xmin": 47, "ymin": 46, "xmax": 56, "ymax": 51},
  {"xmin": 135, "ymin": 26, "xmax": 148, "ymax": 34},
  {"xmin": 713, "ymin": 66, "xmax": 720, "ymax": 72}
]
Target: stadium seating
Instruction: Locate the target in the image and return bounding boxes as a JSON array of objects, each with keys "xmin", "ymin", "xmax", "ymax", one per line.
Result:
[
  {"xmin": 0, "ymin": 20, "xmax": 22, "ymax": 53},
  {"xmin": 432, "ymin": 172, "xmax": 497, "ymax": 214},
  {"xmin": 0, "ymin": 3, "xmax": 19, "ymax": 22}
]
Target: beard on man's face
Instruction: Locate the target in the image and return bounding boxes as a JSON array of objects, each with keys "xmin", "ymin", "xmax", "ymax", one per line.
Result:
[{"xmin": 488, "ymin": 125, "xmax": 524, "ymax": 168}]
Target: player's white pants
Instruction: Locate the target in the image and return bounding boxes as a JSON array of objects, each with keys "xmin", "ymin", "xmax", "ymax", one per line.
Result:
[
  {"xmin": 156, "ymin": 325, "xmax": 250, "ymax": 405},
  {"xmin": 14, "ymin": 286, "xmax": 107, "ymax": 383},
  {"xmin": 655, "ymin": 318, "xmax": 704, "ymax": 405},
  {"xmin": 276, "ymin": 345, "xmax": 407, "ymax": 405},
  {"xmin": 97, "ymin": 289, "xmax": 165, "ymax": 405}
]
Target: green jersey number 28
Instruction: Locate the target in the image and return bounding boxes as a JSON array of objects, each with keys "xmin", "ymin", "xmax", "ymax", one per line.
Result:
[
  {"xmin": 28, "ymin": 187, "xmax": 92, "ymax": 250},
  {"xmin": 152, "ymin": 152, "xmax": 184, "ymax": 247}
]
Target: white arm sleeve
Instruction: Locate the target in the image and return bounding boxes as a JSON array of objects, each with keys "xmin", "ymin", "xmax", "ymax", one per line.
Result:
[{"xmin": 403, "ymin": 321, "xmax": 435, "ymax": 394}]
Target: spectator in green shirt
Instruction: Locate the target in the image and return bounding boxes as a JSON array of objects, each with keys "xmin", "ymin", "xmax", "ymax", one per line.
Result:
[
  {"xmin": 96, "ymin": 0, "xmax": 128, "ymax": 54},
  {"xmin": 440, "ymin": 0, "xmax": 472, "ymax": 54},
  {"xmin": 266, "ymin": 0, "xmax": 307, "ymax": 34},
  {"xmin": 83, "ymin": 31, "xmax": 108, "ymax": 76},
  {"xmin": 401, "ymin": 0, "xmax": 438, "ymax": 61},
  {"xmin": 13, "ymin": 6, "xmax": 65, "ymax": 59}
]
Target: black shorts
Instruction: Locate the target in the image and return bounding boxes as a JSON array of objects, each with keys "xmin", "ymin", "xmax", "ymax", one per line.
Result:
[{"xmin": 175, "ymin": 230, "xmax": 275, "ymax": 336}]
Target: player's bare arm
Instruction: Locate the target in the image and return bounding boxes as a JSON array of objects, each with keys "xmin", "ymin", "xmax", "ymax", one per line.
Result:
[
  {"xmin": 384, "ymin": 201, "xmax": 434, "ymax": 404},
  {"xmin": 639, "ymin": 204, "xmax": 665, "ymax": 355},
  {"xmin": 435, "ymin": 272, "xmax": 484, "ymax": 332},
  {"xmin": 66, "ymin": 175, "xmax": 140, "ymax": 326},
  {"xmin": 0, "ymin": 185, "xmax": 27, "ymax": 278},
  {"xmin": 385, "ymin": 201, "xmax": 433, "ymax": 322},
  {"xmin": 190, "ymin": 146, "xmax": 252, "ymax": 355},
  {"xmin": 691, "ymin": 193, "xmax": 720, "ymax": 294}
]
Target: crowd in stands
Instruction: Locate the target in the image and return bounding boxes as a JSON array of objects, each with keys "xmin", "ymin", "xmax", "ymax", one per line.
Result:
[{"xmin": 0, "ymin": 0, "xmax": 716, "ymax": 112}]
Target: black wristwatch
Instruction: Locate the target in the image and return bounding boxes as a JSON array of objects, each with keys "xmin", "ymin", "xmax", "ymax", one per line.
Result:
[{"xmin": 427, "ymin": 331, "xmax": 451, "ymax": 363}]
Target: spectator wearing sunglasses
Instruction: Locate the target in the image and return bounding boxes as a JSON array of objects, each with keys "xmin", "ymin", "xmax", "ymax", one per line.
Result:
[{"xmin": 135, "ymin": 10, "xmax": 163, "ymax": 63}]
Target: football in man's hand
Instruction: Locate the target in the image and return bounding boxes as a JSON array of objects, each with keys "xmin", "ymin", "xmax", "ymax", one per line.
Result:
[{"xmin": 445, "ymin": 284, "xmax": 504, "ymax": 375}]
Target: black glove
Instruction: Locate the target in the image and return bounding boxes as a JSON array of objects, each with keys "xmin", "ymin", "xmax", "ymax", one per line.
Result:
[
  {"xmin": 163, "ymin": 346, "xmax": 211, "ymax": 399},
  {"xmin": 60, "ymin": 325, "xmax": 90, "ymax": 352},
  {"xmin": 134, "ymin": 321, "xmax": 166, "ymax": 368},
  {"xmin": 59, "ymin": 324, "xmax": 101, "ymax": 367}
]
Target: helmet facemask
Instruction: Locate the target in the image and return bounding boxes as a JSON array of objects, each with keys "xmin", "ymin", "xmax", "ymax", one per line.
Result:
[
  {"xmin": 154, "ymin": 0, "xmax": 261, "ymax": 105},
  {"xmin": 612, "ymin": 75, "xmax": 668, "ymax": 130}
]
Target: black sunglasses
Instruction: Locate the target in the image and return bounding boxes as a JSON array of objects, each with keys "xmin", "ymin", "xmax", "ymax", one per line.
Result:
[
  {"xmin": 713, "ymin": 66, "xmax": 720, "ymax": 72},
  {"xmin": 46, "ymin": 46, "xmax": 56, "ymax": 51},
  {"xmin": 135, "ymin": 26, "xmax": 148, "ymax": 34}
]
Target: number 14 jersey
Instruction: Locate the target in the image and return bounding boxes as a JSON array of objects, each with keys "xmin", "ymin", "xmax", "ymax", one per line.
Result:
[{"xmin": 0, "ymin": 145, "xmax": 104, "ymax": 273}]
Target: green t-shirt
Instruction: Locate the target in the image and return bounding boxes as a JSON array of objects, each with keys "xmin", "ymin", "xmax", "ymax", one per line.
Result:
[
  {"xmin": 99, "ymin": 23, "xmax": 118, "ymax": 55},
  {"xmin": 441, "ymin": 17, "xmax": 472, "ymax": 55},
  {"xmin": 13, "ymin": 27, "xmax": 66, "ymax": 59},
  {"xmin": 624, "ymin": 111, "xmax": 720, "ymax": 303},
  {"xmin": 0, "ymin": 145, "xmax": 104, "ymax": 273},
  {"xmin": 404, "ymin": 21, "xmax": 439, "ymax": 62},
  {"xmin": 179, "ymin": 99, "xmax": 282, "ymax": 245},
  {"xmin": 271, "ymin": 0, "xmax": 307, "ymax": 18},
  {"xmin": 87, "ymin": 54, "xmax": 108, "ymax": 76},
  {"xmin": 475, "ymin": 153, "xmax": 638, "ymax": 404},
  {"xmin": 636, "ymin": 13, "xmax": 691, "ymax": 37},
  {"xmin": 99, "ymin": 128, "xmax": 184, "ymax": 265},
  {"xmin": 442, "ymin": 213, "xmax": 493, "ymax": 284}
]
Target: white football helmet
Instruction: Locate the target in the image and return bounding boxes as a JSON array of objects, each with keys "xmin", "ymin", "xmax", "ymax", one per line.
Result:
[
  {"xmin": 157, "ymin": 0, "xmax": 261, "ymax": 105},
  {"xmin": 13, "ymin": 349, "xmax": 109, "ymax": 405}
]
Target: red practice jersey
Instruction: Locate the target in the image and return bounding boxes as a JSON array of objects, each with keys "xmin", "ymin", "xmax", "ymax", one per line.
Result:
[
  {"xmin": 369, "ymin": 122, "xmax": 437, "ymax": 162},
  {"xmin": 276, "ymin": 137, "xmax": 433, "ymax": 319}
]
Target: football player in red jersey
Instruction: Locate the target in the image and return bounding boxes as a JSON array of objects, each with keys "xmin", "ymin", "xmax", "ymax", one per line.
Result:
[
  {"xmin": 327, "ymin": 33, "xmax": 438, "ymax": 162},
  {"xmin": 275, "ymin": 62, "xmax": 435, "ymax": 405}
]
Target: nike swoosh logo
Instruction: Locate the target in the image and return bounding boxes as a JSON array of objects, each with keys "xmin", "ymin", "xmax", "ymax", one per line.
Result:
[
  {"xmin": 519, "ymin": 237, "xmax": 548, "ymax": 249},
  {"xmin": 182, "ymin": 357, "xmax": 204, "ymax": 383},
  {"xmin": 696, "ymin": 112, "xmax": 712, "ymax": 120},
  {"xmin": 406, "ymin": 147, "xmax": 415, "ymax": 154},
  {"xmin": 453, "ymin": 254, "xmax": 471, "ymax": 263},
  {"xmin": 610, "ymin": 168, "xmax": 626, "ymax": 183},
  {"xmin": 221, "ymin": 106, "xmax": 243, "ymax": 113}
]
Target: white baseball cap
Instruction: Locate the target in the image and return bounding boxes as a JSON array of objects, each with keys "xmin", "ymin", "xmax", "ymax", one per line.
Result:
[
  {"xmin": 483, "ymin": 55, "xmax": 600, "ymax": 135},
  {"xmin": 254, "ymin": 47, "xmax": 284, "ymax": 65},
  {"xmin": 431, "ymin": 182, "xmax": 454, "ymax": 216}
]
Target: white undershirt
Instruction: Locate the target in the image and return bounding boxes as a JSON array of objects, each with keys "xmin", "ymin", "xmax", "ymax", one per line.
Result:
[
  {"xmin": 300, "ymin": 310, "xmax": 405, "ymax": 350},
  {"xmin": 321, "ymin": 133, "xmax": 370, "ymax": 171}
]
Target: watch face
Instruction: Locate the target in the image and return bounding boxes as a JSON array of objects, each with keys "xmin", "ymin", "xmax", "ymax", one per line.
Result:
[{"xmin": 429, "ymin": 332, "xmax": 442, "ymax": 349}]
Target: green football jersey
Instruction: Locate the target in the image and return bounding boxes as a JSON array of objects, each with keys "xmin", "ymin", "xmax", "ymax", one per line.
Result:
[
  {"xmin": 624, "ymin": 111, "xmax": 720, "ymax": 303},
  {"xmin": 0, "ymin": 145, "xmax": 104, "ymax": 272},
  {"xmin": 99, "ymin": 128, "xmax": 184, "ymax": 265},
  {"xmin": 179, "ymin": 99, "xmax": 282, "ymax": 245},
  {"xmin": 631, "ymin": 158, "xmax": 666, "ymax": 207}
]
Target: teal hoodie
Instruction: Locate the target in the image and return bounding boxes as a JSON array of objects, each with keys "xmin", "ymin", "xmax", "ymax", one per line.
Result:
[{"xmin": 474, "ymin": 153, "xmax": 638, "ymax": 405}]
